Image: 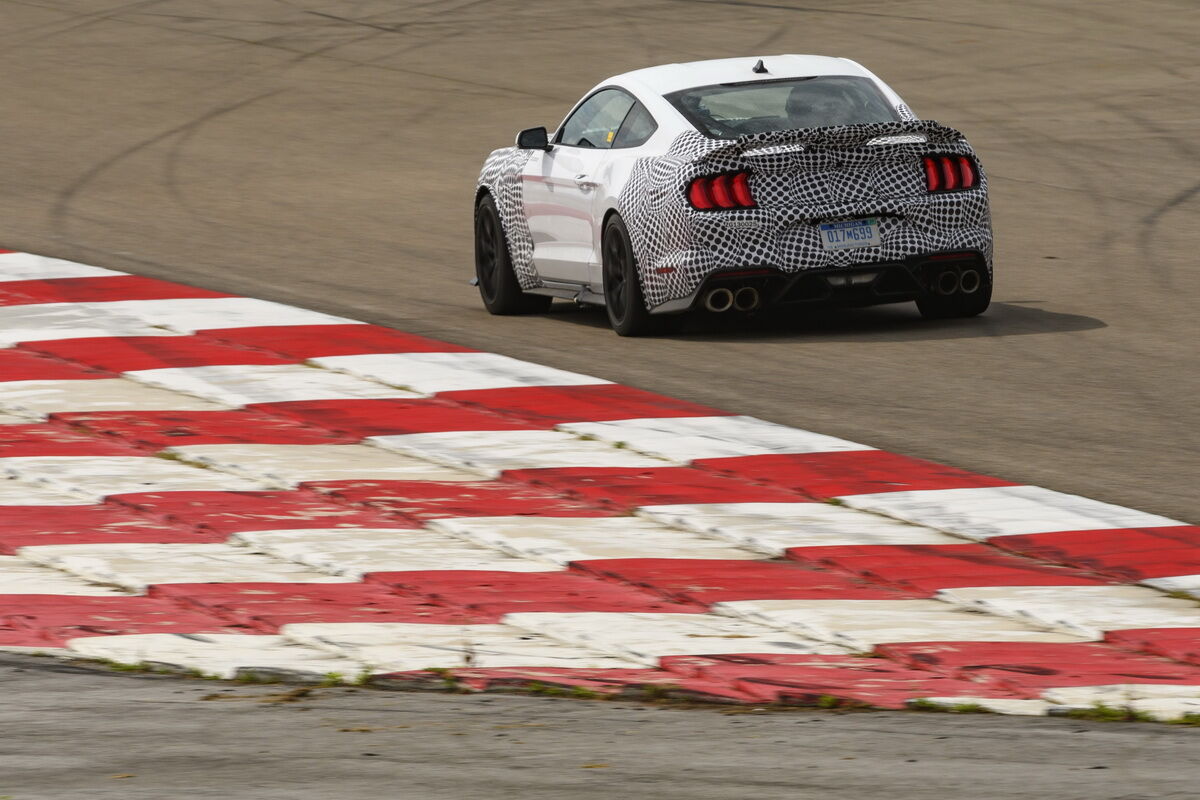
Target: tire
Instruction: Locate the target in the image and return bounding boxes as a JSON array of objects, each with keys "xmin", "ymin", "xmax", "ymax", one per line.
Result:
[
  {"xmin": 474, "ymin": 194, "xmax": 552, "ymax": 315},
  {"xmin": 916, "ymin": 274, "xmax": 992, "ymax": 319},
  {"xmin": 602, "ymin": 214, "xmax": 677, "ymax": 336}
]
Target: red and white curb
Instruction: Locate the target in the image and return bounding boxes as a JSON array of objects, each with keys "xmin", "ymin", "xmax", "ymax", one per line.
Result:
[{"xmin": 1, "ymin": 249, "xmax": 1198, "ymax": 720}]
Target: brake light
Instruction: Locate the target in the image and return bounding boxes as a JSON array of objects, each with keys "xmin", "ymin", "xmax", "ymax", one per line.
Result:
[
  {"xmin": 687, "ymin": 171, "xmax": 756, "ymax": 210},
  {"xmin": 922, "ymin": 154, "xmax": 978, "ymax": 193}
]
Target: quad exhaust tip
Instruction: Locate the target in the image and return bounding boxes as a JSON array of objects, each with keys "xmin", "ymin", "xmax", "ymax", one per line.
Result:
[
  {"xmin": 934, "ymin": 269, "xmax": 960, "ymax": 296},
  {"xmin": 733, "ymin": 286, "xmax": 761, "ymax": 312},
  {"xmin": 703, "ymin": 287, "xmax": 735, "ymax": 313},
  {"xmin": 959, "ymin": 268, "xmax": 982, "ymax": 294}
]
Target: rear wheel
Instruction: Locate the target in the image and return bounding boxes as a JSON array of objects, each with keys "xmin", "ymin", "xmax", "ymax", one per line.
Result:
[
  {"xmin": 602, "ymin": 215, "xmax": 677, "ymax": 336},
  {"xmin": 475, "ymin": 194, "xmax": 552, "ymax": 315}
]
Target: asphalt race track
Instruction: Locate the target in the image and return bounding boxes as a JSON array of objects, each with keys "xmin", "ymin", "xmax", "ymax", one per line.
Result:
[{"xmin": 0, "ymin": 1, "xmax": 1197, "ymax": 798}]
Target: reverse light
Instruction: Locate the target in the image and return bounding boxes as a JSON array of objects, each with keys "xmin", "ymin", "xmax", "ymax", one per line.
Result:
[
  {"xmin": 922, "ymin": 154, "xmax": 979, "ymax": 193},
  {"xmin": 687, "ymin": 171, "xmax": 757, "ymax": 210}
]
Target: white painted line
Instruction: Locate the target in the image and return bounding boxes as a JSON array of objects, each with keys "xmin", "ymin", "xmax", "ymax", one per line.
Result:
[
  {"xmin": 0, "ymin": 252, "xmax": 125, "ymax": 282},
  {"xmin": 127, "ymin": 364, "xmax": 422, "ymax": 405},
  {"xmin": 431, "ymin": 515, "xmax": 756, "ymax": 565},
  {"xmin": 559, "ymin": 416, "xmax": 872, "ymax": 461},
  {"xmin": 3, "ymin": 456, "xmax": 271, "ymax": 501},
  {"xmin": 0, "ymin": 378, "xmax": 231, "ymax": 418},
  {"xmin": 504, "ymin": 611, "xmax": 848, "ymax": 665},
  {"xmin": 640, "ymin": 502, "xmax": 960, "ymax": 555},
  {"xmin": 1041, "ymin": 684, "xmax": 1200, "ymax": 707},
  {"xmin": 165, "ymin": 444, "xmax": 478, "ymax": 486},
  {"xmin": 840, "ymin": 485, "xmax": 1182, "ymax": 539},
  {"xmin": 369, "ymin": 429, "xmax": 673, "ymax": 478},
  {"xmin": 282, "ymin": 622, "xmax": 635, "ymax": 671},
  {"xmin": 714, "ymin": 598, "xmax": 1088, "ymax": 650},
  {"xmin": 1142, "ymin": 574, "xmax": 1200, "ymax": 599},
  {"xmin": 312, "ymin": 352, "xmax": 610, "ymax": 394},
  {"xmin": 935, "ymin": 585, "xmax": 1200, "ymax": 638},
  {"xmin": 1126, "ymin": 697, "xmax": 1200, "ymax": 722},
  {"xmin": 66, "ymin": 633, "xmax": 364, "ymax": 680},
  {"xmin": 18, "ymin": 542, "xmax": 355, "ymax": 592},
  {"xmin": 0, "ymin": 555, "xmax": 130, "ymax": 595},
  {"xmin": 233, "ymin": 528, "xmax": 556, "ymax": 576}
]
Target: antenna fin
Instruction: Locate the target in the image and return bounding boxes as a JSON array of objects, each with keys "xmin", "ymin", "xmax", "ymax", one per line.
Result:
[{"xmin": 752, "ymin": 59, "xmax": 768, "ymax": 74}]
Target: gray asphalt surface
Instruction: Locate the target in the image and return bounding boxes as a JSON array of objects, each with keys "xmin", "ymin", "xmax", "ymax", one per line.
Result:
[
  {"xmin": 3, "ymin": 654, "xmax": 1199, "ymax": 800},
  {"xmin": 0, "ymin": 1, "xmax": 1198, "ymax": 797}
]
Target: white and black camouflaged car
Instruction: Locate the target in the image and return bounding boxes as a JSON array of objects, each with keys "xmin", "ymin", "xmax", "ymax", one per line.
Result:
[{"xmin": 474, "ymin": 55, "xmax": 992, "ymax": 335}]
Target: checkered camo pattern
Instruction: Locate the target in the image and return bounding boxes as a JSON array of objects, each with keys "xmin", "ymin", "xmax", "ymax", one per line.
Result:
[
  {"xmin": 477, "ymin": 147, "xmax": 540, "ymax": 290},
  {"xmin": 618, "ymin": 121, "xmax": 993, "ymax": 309}
]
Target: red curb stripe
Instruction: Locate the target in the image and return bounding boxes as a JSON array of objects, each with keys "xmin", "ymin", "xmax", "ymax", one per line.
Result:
[
  {"xmin": 0, "ymin": 424, "xmax": 148, "ymax": 458},
  {"xmin": 0, "ymin": 595, "xmax": 247, "ymax": 647},
  {"xmin": 0, "ymin": 504, "xmax": 208, "ymax": 554},
  {"xmin": 111, "ymin": 490, "xmax": 419, "ymax": 535},
  {"xmin": 26, "ymin": 335, "xmax": 295, "ymax": 371},
  {"xmin": 55, "ymin": 409, "xmax": 352, "ymax": 448},
  {"xmin": 503, "ymin": 465, "xmax": 803, "ymax": 509},
  {"xmin": 0, "ymin": 350, "xmax": 111, "ymax": 381},
  {"xmin": 992, "ymin": 526, "xmax": 1200, "ymax": 581},
  {"xmin": 442, "ymin": 384, "xmax": 729, "ymax": 425},
  {"xmin": 251, "ymin": 398, "xmax": 537, "ymax": 437},
  {"xmin": 699, "ymin": 451, "xmax": 1016, "ymax": 499},
  {"xmin": 371, "ymin": 570, "xmax": 699, "ymax": 615},
  {"xmin": 304, "ymin": 480, "xmax": 608, "ymax": 522},
  {"xmin": 785, "ymin": 543, "xmax": 1110, "ymax": 591},
  {"xmin": 203, "ymin": 324, "xmax": 477, "ymax": 357},
  {"xmin": 571, "ymin": 558, "xmax": 913, "ymax": 603},
  {"xmin": 0, "ymin": 276, "xmax": 232, "ymax": 305}
]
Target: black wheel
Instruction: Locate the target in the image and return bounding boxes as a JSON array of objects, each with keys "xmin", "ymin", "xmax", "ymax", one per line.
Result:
[
  {"xmin": 916, "ymin": 272, "xmax": 992, "ymax": 319},
  {"xmin": 474, "ymin": 194, "xmax": 552, "ymax": 315},
  {"xmin": 602, "ymin": 215, "xmax": 677, "ymax": 336}
]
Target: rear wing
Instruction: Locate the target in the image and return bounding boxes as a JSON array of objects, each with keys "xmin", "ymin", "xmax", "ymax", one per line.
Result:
[{"xmin": 694, "ymin": 120, "xmax": 965, "ymax": 163}]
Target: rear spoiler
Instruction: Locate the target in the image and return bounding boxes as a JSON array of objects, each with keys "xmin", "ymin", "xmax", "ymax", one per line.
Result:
[{"xmin": 694, "ymin": 120, "xmax": 965, "ymax": 162}]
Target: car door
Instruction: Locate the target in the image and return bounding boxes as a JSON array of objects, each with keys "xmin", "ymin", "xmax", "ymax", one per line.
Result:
[{"xmin": 521, "ymin": 88, "xmax": 636, "ymax": 284}]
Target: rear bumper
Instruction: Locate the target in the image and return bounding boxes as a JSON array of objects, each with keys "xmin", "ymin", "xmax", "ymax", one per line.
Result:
[{"xmin": 652, "ymin": 251, "xmax": 990, "ymax": 314}]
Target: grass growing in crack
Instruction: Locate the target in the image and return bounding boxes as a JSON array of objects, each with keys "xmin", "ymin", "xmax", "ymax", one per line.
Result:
[
  {"xmin": 320, "ymin": 672, "xmax": 345, "ymax": 687},
  {"xmin": 1063, "ymin": 704, "xmax": 1156, "ymax": 723},
  {"xmin": 353, "ymin": 669, "xmax": 373, "ymax": 686},
  {"xmin": 1166, "ymin": 713, "xmax": 1200, "ymax": 727}
]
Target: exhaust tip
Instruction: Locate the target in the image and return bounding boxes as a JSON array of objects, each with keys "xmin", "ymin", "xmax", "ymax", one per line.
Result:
[
  {"xmin": 959, "ymin": 268, "xmax": 982, "ymax": 294},
  {"xmin": 935, "ymin": 269, "xmax": 960, "ymax": 296},
  {"xmin": 733, "ymin": 286, "xmax": 761, "ymax": 312},
  {"xmin": 703, "ymin": 287, "xmax": 735, "ymax": 313}
]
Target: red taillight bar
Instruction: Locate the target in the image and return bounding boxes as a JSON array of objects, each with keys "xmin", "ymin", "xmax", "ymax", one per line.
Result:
[
  {"xmin": 922, "ymin": 154, "xmax": 978, "ymax": 193},
  {"xmin": 687, "ymin": 171, "xmax": 757, "ymax": 210}
]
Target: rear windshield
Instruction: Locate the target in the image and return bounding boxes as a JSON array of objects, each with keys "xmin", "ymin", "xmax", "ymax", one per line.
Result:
[{"xmin": 666, "ymin": 75, "xmax": 900, "ymax": 139}]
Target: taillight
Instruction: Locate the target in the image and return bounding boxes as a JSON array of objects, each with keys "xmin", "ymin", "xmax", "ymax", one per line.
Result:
[
  {"xmin": 687, "ymin": 171, "xmax": 756, "ymax": 210},
  {"xmin": 922, "ymin": 154, "xmax": 978, "ymax": 193}
]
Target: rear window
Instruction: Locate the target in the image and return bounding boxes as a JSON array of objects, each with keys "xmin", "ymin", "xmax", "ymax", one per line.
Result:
[{"xmin": 666, "ymin": 75, "xmax": 900, "ymax": 139}]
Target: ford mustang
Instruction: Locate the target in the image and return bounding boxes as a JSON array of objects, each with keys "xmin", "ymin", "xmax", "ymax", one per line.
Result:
[{"xmin": 474, "ymin": 55, "xmax": 992, "ymax": 335}]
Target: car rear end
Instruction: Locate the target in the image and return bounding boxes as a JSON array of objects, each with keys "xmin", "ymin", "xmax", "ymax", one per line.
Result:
[{"xmin": 619, "ymin": 83, "xmax": 992, "ymax": 316}]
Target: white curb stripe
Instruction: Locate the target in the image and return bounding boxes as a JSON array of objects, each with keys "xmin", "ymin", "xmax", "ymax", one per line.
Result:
[
  {"xmin": 840, "ymin": 485, "xmax": 1182, "ymax": 538},
  {"xmin": 312, "ymin": 352, "xmax": 611, "ymax": 394},
  {"xmin": 0, "ymin": 378, "xmax": 231, "ymax": 418},
  {"xmin": 165, "ymin": 444, "xmax": 478, "ymax": 486},
  {"xmin": 559, "ymin": 415, "xmax": 872, "ymax": 461},
  {"xmin": 0, "ymin": 252, "xmax": 124, "ymax": 282},
  {"xmin": 0, "ymin": 555, "xmax": 130, "ymax": 595},
  {"xmin": 429, "ymin": 515, "xmax": 758, "ymax": 565},
  {"xmin": 3, "ymin": 456, "xmax": 271, "ymax": 500},
  {"xmin": 127, "ymin": 364, "xmax": 422, "ymax": 405},
  {"xmin": 0, "ymin": 303, "xmax": 181, "ymax": 346},
  {"xmin": 369, "ymin": 429, "xmax": 674, "ymax": 477}
]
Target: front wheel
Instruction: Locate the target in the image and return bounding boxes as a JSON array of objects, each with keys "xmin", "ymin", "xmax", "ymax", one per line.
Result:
[
  {"xmin": 475, "ymin": 194, "xmax": 552, "ymax": 315},
  {"xmin": 602, "ymin": 215, "xmax": 676, "ymax": 336}
]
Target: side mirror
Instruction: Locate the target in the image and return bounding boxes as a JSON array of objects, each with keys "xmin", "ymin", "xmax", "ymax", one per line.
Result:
[{"xmin": 516, "ymin": 126, "xmax": 552, "ymax": 151}]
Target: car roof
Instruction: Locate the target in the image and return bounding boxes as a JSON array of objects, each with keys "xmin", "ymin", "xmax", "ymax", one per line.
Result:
[{"xmin": 611, "ymin": 55, "xmax": 873, "ymax": 97}]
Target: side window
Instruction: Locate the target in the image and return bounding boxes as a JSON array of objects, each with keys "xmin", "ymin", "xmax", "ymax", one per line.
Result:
[
  {"xmin": 612, "ymin": 102, "xmax": 657, "ymax": 148},
  {"xmin": 557, "ymin": 89, "xmax": 635, "ymax": 149}
]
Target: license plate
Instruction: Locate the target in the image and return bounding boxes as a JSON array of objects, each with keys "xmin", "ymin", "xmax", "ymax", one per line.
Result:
[{"xmin": 819, "ymin": 218, "xmax": 880, "ymax": 251}]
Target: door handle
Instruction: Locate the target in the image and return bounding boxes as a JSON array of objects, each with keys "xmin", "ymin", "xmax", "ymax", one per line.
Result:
[{"xmin": 574, "ymin": 174, "xmax": 598, "ymax": 191}]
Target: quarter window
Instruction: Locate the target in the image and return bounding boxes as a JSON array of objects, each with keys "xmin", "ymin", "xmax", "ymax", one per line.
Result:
[
  {"xmin": 557, "ymin": 89, "xmax": 636, "ymax": 149},
  {"xmin": 612, "ymin": 102, "xmax": 658, "ymax": 148}
]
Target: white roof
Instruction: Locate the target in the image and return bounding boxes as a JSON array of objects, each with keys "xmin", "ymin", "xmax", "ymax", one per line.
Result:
[{"xmin": 612, "ymin": 55, "xmax": 873, "ymax": 96}]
